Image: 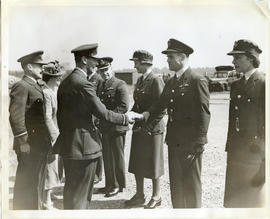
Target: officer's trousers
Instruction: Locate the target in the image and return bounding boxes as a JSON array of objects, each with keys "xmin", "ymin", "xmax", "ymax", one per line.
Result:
[
  {"xmin": 13, "ymin": 151, "xmax": 47, "ymax": 210},
  {"xmin": 168, "ymin": 145, "xmax": 202, "ymax": 208},
  {"xmin": 63, "ymin": 158, "xmax": 98, "ymax": 209},
  {"xmin": 102, "ymin": 132, "xmax": 126, "ymax": 189}
]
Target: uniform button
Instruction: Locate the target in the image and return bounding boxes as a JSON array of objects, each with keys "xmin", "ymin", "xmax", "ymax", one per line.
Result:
[
  {"xmin": 101, "ymin": 92, "xmax": 104, "ymax": 94},
  {"xmin": 142, "ymin": 91, "xmax": 145, "ymax": 94},
  {"xmin": 108, "ymin": 95, "xmax": 111, "ymax": 98},
  {"xmin": 254, "ymin": 135, "xmax": 258, "ymax": 139},
  {"xmin": 32, "ymin": 129, "xmax": 35, "ymax": 133},
  {"xmin": 170, "ymin": 99, "xmax": 174, "ymax": 102},
  {"xmin": 235, "ymin": 106, "xmax": 238, "ymax": 110},
  {"xmin": 181, "ymin": 93, "xmax": 184, "ymax": 96},
  {"xmin": 237, "ymin": 95, "xmax": 241, "ymax": 99},
  {"xmin": 172, "ymin": 89, "xmax": 175, "ymax": 93},
  {"xmin": 247, "ymin": 98, "xmax": 251, "ymax": 102},
  {"xmin": 148, "ymin": 132, "xmax": 151, "ymax": 135},
  {"xmin": 101, "ymin": 99, "xmax": 104, "ymax": 102}
]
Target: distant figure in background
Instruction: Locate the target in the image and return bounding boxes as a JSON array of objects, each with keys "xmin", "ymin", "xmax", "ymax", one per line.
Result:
[
  {"xmin": 126, "ymin": 50, "xmax": 166, "ymax": 209},
  {"xmin": 9, "ymin": 51, "xmax": 50, "ymax": 209},
  {"xmin": 97, "ymin": 57, "xmax": 129, "ymax": 197},
  {"xmin": 41, "ymin": 61, "xmax": 63, "ymax": 210},
  {"xmin": 224, "ymin": 39, "xmax": 265, "ymax": 207}
]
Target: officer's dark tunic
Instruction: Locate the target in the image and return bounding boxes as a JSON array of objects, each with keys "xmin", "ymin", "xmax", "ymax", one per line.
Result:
[
  {"xmin": 55, "ymin": 68, "xmax": 128, "ymax": 209},
  {"xmin": 128, "ymin": 72, "xmax": 165, "ymax": 179},
  {"xmin": 9, "ymin": 76, "xmax": 51, "ymax": 209},
  {"xmin": 98, "ymin": 76, "xmax": 129, "ymax": 189},
  {"xmin": 149, "ymin": 68, "xmax": 210, "ymax": 208},
  {"xmin": 224, "ymin": 71, "xmax": 265, "ymax": 207}
]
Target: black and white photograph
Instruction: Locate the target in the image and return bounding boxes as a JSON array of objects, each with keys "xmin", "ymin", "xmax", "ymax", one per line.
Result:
[{"xmin": 1, "ymin": 0, "xmax": 269, "ymax": 218}]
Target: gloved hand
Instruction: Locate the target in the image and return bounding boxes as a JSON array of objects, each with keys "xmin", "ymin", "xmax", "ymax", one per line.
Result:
[
  {"xmin": 251, "ymin": 160, "xmax": 265, "ymax": 187},
  {"xmin": 249, "ymin": 136, "xmax": 264, "ymax": 154},
  {"xmin": 185, "ymin": 144, "xmax": 204, "ymax": 167}
]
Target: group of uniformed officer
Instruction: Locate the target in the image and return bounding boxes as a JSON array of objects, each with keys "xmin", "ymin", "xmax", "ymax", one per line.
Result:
[{"xmin": 9, "ymin": 38, "xmax": 265, "ymax": 210}]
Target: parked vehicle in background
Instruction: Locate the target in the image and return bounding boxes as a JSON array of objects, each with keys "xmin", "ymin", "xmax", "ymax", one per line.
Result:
[{"xmin": 209, "ymin": 65, "xmax": 240, "ymax": 92}]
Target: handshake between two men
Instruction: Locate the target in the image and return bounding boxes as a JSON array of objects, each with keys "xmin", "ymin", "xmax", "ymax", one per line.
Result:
[{"xmin": 125, "ymin": 111, "xmax": 150, "ymax": 124}]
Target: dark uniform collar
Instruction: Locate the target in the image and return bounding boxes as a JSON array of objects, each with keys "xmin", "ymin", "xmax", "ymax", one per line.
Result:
[{"xmin": 22, "ymin": 75, "xmax": 43, "ymax": 92}]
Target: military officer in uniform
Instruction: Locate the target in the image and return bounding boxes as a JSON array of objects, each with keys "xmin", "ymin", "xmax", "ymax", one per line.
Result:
[
  {"xmin": 126, "ymin": 50, "xmax": 166, "ymax": 209},
  {"xmin": 97, "ymin": 57, "xmax": 129, "ymax": 197},
  {"xmin": 55, "ymin": 44, "xmax": 139, "ymax": 209},
  {"xmin": 9, "ymin": 51, "xmax": 50, "ymax": 209},
  {"xmin": 142, "ymin": 39, "xmax": 210, "ymax": 208},
  {"xmin": 224, "ymin": 39, "xmax": 265, "ymax": 207}
]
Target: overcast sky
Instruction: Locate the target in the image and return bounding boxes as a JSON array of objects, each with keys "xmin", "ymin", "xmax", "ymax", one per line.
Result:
[{"xmin": 7, "ymin": 0, "xmax": 269, "ymax": 71}]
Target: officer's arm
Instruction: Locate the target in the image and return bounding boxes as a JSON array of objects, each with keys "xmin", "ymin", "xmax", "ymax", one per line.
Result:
[
  {"xmin": 9, "ymin": 82, "xmax": 29, "ymax": 145},
  {"xmin": 83, "ymin": 82, "xmax": 129, "ymax": 125},
  {"xmin": 144, "ymin": 77, "xmax": 166, "ymax": 131},
  {"xmin": 113, "ymin": 82, "xmax": 129, "ymax": 114},
  {"xmin": 192, "ymin": 77, "xmax": 210, "ymax": 145}
]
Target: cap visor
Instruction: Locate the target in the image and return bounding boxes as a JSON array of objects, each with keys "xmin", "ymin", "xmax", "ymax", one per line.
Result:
[
  {"xmin": 227, "ymin": 51, "xmax": 246, "ymax": 55},
  {"xmin": 161, "ymin": 49, "xmax": 179, "ymax": 54},
  {"xmin": 129, "ymin": 58, "xmax": 138, "ymax": 61},
  {"xmin": 42, "ymin": 72, "xmax": 63, "ymax": 76},
  {"xmin": 33, "ymin": 61, "xmax": 48, "ymax": 65},
  {"xmin": 140, "ymin": 61, "xmax": 152, "ymax": 65},
  {"xmin": 90, "ymin": 56, "xmax": 99, "ymax": 60}
]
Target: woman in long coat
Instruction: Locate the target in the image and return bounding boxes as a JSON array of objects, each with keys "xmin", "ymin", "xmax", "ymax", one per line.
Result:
[
  {"xmin": 42, "ymin": 61, "xmax": 63, "ymax": 209},
  {"xmin": 224, "ymin": 39, "xmax": 265, "ymax": 207},
  {"xmin": 126, "ymin": 50, "xmax": 166, "ymax": 209}
]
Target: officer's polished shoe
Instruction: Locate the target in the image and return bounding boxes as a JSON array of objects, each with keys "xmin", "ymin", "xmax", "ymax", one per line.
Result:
[
  {"xmin": 144, "ymin": 198, "xmax": 162, "ymax": 209},
  {"xmin": 105, "ymin": 187, "xmax": 120, "ymax": 197},
  {"xmin": 97, "ymin": 187, "xmax": 110, "ymax": 194},
  {"xmin": 124, "ymin": 194, "xmax": 146, "ymax": 207}
]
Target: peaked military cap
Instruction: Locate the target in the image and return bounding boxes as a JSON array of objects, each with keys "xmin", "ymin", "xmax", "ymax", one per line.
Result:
[
  {"xmin": 42, "ymin": 60, "xmax": 64, "ymax": 76},
  {"xmin": 98, "ymin": 57, "xmax": 113, "ymax": 70},
  {"xmin": 71, "ymin": 43, "xmax": 98, "ymax": 59},
  {"xmin": 162, "ymin": 38, "xmax": 194, "ymax": 55},
  {"xmin": 129, "ymin": 50, "xmax": 153, "ymax": 65},
  {"xmin": 227, "ymin": 39, "xmax": 262, "ymax": 59},
  {"xmin": 17, "ymin": 50, "xmax": 47, "ymax": 65}
]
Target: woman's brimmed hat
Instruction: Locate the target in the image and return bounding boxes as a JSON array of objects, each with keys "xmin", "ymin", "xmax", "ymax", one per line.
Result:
[
  {"xmin": 227, "ymin": 39, "xmax": 262, "ymax": 59},
  {"xmin": 129, "ymin": 50, "xmax": 153, "ymax": 65},
  {"xmin": 42, "ymin": 60, "xmax": 64, "ymax": 76}
]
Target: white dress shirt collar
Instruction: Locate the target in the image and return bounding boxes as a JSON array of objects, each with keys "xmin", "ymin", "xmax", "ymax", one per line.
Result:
[
  {"xmin": 175, "ymin": 65, "xmax": 189, "ymax": 79},
  {"xmin": 142, "ymin": 67, "xmax": 152, "ymax": 80},
  {"xmin": 244, "ymin": 68, "xmax": 256, "ymax": 81}
]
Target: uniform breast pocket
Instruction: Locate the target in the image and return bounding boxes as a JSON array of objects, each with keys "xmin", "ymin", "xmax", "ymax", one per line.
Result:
[
  {"xmin": 81, "ymin": 129, "xmax": 101, "ymax": 155},
  {"xmin": 176, "ymin": 87, "xmax": 189, "ymax": 100},
  {"xmin": 105, "ymin": 89, "xmax": 115, "ymax": 98}
]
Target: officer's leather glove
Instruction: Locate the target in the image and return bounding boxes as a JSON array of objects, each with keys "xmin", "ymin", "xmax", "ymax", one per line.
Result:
[
  {"xmin": 20, "ymin": 143, "xmax": 30, "ymax": 154},
  {"xmin": 251, "ymin": 160, "xmax": 265, "ymax": 187},
  {"xmin": 185, "ymin": 144, "xmax": 204, "ymax": 166},
  {"xmin": 249, "ymin": 137, "xmax": 264, "ymax": 154}
]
